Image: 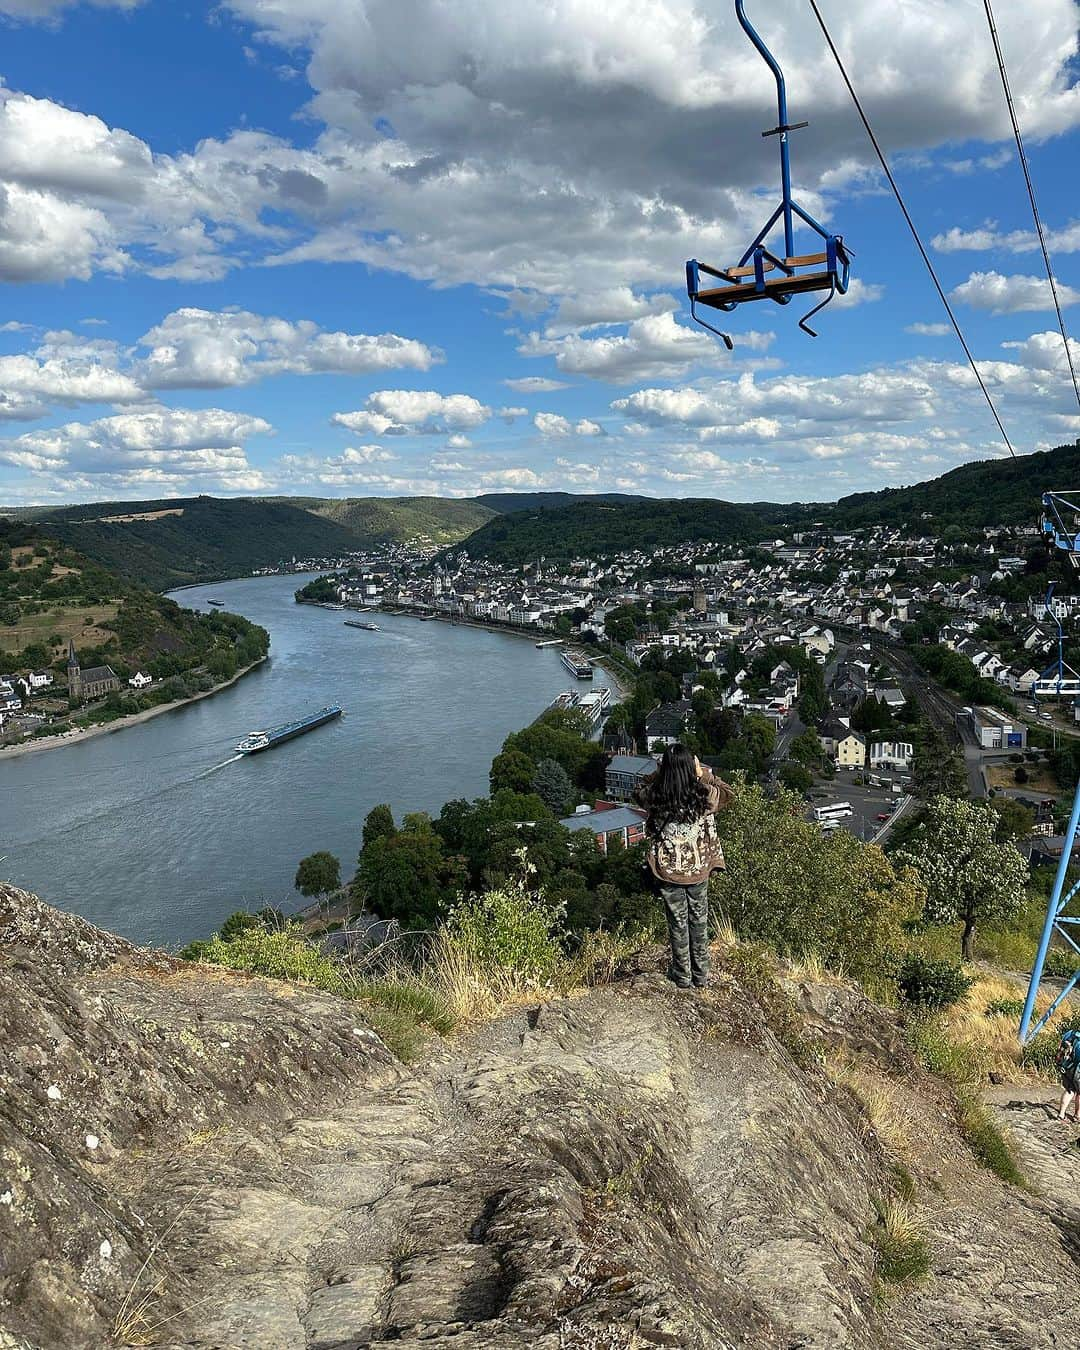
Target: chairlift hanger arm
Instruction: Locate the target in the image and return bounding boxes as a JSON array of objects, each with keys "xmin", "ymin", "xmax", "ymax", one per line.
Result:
[{"xmin": 685, "ymin": 1, "xmax": 851, "ymax": 348}]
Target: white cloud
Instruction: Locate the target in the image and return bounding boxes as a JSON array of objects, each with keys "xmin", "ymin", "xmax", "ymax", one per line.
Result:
[
  {"xmin": 332, "ymin": 390, "xmax": 492, "ymax": 437},
  {"xmin": 0, "ymin": 0, "xmax": 1075, "ymax": 298},
  {"xmin": 933, "ymin": 221, "xmax": 1080, "ymax": 255},
  {"xmin": 502, "ymin": 376, "xmax": 571, "ymax": 393},
  {"xmin": 0, "ymin": 408, "xmax": 271, "ymax": 490},
  {"xmin": 136, "ymin": 308, "xmax": 440, "ymax": 389},
  {"xmin": 905, "ymin": 322, "xmax": 951, "ymax": 337},
  {"xmin": 546, "ymin": 288, "xmax": 678, "ymax": 336},
  {"xmin": 533, "ymin": 412, "xmax": 605, "ymax": 437},
  {"xmin": 950, "ymin": 270, "xmax": 1080, "ymax": 314},
  {"xmin": 522, "ymin": 312, "xmax": 750, "ymax": 384}
]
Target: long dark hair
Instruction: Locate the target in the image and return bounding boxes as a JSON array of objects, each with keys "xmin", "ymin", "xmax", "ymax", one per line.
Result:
[{"xmin": 640, "ymin": 743, "xmax": 711, "ymax": 837}]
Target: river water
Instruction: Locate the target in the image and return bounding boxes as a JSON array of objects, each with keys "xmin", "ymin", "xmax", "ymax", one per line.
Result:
[{"xmin": 1, "ymin": 574, "xmax": 615, "ymax": 947}]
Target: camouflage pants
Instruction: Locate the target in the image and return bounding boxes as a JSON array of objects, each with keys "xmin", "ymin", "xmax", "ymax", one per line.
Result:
[{"xmin": 657, "ymin": 879, "xmax": 709, "ymax": 987}]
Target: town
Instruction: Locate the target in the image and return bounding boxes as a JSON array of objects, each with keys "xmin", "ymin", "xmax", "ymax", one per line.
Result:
[{"xmin": 293, "ymin": 513, "xmax": 1074, "ymax": 862}]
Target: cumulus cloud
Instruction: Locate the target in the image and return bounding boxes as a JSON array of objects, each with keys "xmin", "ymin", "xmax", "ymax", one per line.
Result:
[
  {"xmin": 522, "ymin": 312, "xmax": 753, "ymax": 384},
  {"xmin": 950, "ymin": 270, "xmax": 1080, "ymax": 314},
  {"xmin": 533, "ymin": 412, "xmax": 604, "ymax": 437},
  {"xmin": 0, "ymin": 0, "xmax": 1077, "ymax": 296},
  {"xmin": 933, "ymin": 220, "xmax": 1080, "ymax": 254},
  {"xmin": 545, "ymin": 288, "xmax": 678, "ymax": 336},
  {"xmin": 135, "ymin": 307, "xmax": 440, "ymax": 388},
  {"xmin": 0, "ymin": 407, "xmax": 271, "ymax": 491},
  {"xmin": 332, "ymin": 390, "xmax": 493, "ymax": 437}
]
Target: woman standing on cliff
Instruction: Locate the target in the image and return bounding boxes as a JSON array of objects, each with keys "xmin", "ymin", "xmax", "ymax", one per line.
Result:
[{"xmin": 635, "ymin": 745, "xmax": 734, "ymax": 990}]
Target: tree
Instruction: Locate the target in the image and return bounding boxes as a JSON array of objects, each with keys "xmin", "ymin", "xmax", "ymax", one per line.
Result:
[
  {"xmin": 490, "ymin": 746, "xmax": 537, "ymax": 794},
  {"xmin": 712, "ymin": 783, "xmax": 915, "ymax": 980},
  {"xmin": 779, "ymin": 761, "xmax": 813, "ymax": 796},
  {"xmin": 356, "ymin": 825, "xmax": 465, "ymax": 927},
  {"xmin": 989, "ymin": 796, "xmax": 1035, "ymax": 842},
  {"xmin": 361, "ymin": 803, "xmax": 396, "ymax": 853},
  {"xmin": 295, "ymin": 851, "xmax": 341, "ymax": 900},
  {"xmin": 533, "ymin": 758, "xmax": 573, "ymax": 815},
  {"xmin": 742, "ymin": 713, "xmax": 777, "ymax": 772},
  {"xmin": 790, "ymin": 728, "xmax": 824, "ymax": 768},
  {"xmin": 894, "ymin": 796, "xmax": 1029, "ymax": 959},
  {"xmin": 797, "ymin": 661, "xmax": 827, "ymax": 726},
  {"xmin": 912, "ymin": 723, "xmax": 967, "ymax": 800}
]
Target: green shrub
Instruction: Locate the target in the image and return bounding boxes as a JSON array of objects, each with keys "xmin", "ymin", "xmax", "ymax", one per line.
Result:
[
  {"xmin": 905, "ymin": 1011, "xmax": 988, "ymax": 1089},
  {"xmin": 897, "ymin": 955, "xmax": 974, "ymax": 1011},
  {"xmin": 984, "ymin": 997, "xmax": 1026, "ymax": 1020},
  {"xmin": 1021, "ymin": 1031, "xmax": 1061, "ymax": 1075},
  {"xmin": 1044, "ymin": 947, "xmax": 1079, "ymax": 979},
  {"xmin": 185, "ymin": 924, "xmax": 348, "ymax": 993},
  {"xmin": 445, "ymin": 881, "xmax": 564, "ymax": 984}
]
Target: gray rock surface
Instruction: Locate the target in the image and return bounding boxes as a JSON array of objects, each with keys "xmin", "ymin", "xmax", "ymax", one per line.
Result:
[{"xmin": 2, "ymin": 885, "xmax": 1078, "ymax": 1348}]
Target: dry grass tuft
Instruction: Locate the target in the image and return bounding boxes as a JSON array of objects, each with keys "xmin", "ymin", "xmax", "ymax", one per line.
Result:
[
  {"xmin": 942, "ymin": 972, "xmax": 1076, "ymax": 1084},
  {"xmin": 829, "ymin": 1058, "xmax": 918, "ymax": 1156}
]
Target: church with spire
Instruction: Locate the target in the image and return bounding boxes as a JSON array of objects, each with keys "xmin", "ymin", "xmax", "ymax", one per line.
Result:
[{"xmin": 66, "ymin": 640, "xmax": 120, "ymax": 704}]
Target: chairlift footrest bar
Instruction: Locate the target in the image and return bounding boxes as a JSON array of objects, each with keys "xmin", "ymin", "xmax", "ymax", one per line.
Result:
[{"xmin": 762, "ymin": 120, "xmax": 809, "ymax": 138}]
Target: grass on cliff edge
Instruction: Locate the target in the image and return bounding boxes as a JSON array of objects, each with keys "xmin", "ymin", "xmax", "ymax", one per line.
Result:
[
  {"xmin": 181, "ymin": 906, "xmax": 647, "ymax": 1062},
  {"xmin": 905, "ymin": 1011, "xmax": 1025, "ymax": 1187}
]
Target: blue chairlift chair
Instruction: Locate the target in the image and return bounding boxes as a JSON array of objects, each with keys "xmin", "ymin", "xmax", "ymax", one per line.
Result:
[{"xmin": 686, "ymin": 0, "xmax": 852, "ymax": 350}]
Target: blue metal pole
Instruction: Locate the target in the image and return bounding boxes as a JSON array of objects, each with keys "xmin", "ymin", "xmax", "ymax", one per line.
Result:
[
  {"xmin": 735, "ymin": 0, "xmax": 795, "ymax": 258},
  {"xmin": 1021, "ymin": 778, "xmax": 1080, "ymax": 1040}
]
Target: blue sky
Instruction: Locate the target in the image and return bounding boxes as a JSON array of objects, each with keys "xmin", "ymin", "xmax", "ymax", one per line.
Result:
[{"xmin": 0, "ymin": 0, "xmax": 1078, "ymax": 506}]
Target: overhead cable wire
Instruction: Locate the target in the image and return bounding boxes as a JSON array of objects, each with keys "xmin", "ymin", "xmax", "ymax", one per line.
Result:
[
  {"xmin": 805, "ymin": 0, "xmax": 1017, "ymax": 457},
  {"xmin": 982, "ymin": 0, "xmax": 1080, "ymax": 413}
]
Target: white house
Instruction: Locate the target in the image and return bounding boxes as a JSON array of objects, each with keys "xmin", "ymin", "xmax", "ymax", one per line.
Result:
[
  {"xmin": 128, "ymin": 671, "xmax": 153, "ymax": 689},
  {"xmin": 870, "ymin": 741, "xmax": 914, "ymax": 772}
]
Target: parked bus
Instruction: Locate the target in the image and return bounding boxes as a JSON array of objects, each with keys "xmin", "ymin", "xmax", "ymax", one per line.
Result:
[{"xmin": 815, "ymin": 802, "xmax": 854, "ymax": 822}]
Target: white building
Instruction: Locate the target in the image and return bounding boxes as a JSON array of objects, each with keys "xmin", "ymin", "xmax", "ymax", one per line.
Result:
[
  {"xmin": 869, "ymin": 741, "xmax": 914, "ymax": 772},
  {"xmin": 128, "ymin": 671, "xmax": 153, "ymax": 689}
]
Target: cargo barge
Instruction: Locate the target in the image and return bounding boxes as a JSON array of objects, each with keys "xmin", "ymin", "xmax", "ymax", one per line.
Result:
[
  {"xmin": 235, "ymin": 705, "xmax": 342, "ymax": 755},
  {"xmin": 344, "ymin": 619, "xmax": 380, "ymax": 631}
]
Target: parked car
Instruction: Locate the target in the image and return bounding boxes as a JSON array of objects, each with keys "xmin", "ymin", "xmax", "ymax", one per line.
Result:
[{"xmin": 875, "ymin": 811, "xmax": 892, "ymax": 822}]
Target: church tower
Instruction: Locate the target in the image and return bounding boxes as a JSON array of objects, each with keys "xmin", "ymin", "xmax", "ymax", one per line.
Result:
[{"xmin": 67, "ymin": 639, "xmax": 82, "ymax": 702}]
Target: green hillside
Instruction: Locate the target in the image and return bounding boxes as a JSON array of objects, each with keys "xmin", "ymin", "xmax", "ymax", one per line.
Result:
[
  {"xmin": 455, "ymin": 496, "xmax": 791, "ymax": 564},
  {"xmin": 474, "ymin": 491, "xmax": 641, "ymax": 514},
  {"xmin": 829, "ymin": 440, "xmax": 1080, "ymax": 530},
  {"xmin": 33, "ymin": 496, "xmax": 360, "ymax": 591},
  {"xmin": 304, "ymin": 495, "xmax": 497, "ymax": 545},
  {"xmin": 0, "ymin": 520, "xmax": 268, "ymax": 695}
]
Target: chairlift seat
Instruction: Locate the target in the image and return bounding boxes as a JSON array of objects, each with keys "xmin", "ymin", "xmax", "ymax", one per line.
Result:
[{"xmin": 695, "ymin": 271, "xmax": 837, "ymax": 309}]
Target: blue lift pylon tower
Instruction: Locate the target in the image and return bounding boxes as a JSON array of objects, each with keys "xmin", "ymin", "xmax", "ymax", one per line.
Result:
[{"xmin": 1020, "ymin": 493, "xmax": 1080, "ymax": 1043}]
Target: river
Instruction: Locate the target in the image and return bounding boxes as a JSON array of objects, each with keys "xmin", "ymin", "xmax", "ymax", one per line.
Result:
[{"xmin": 0, "ymin": 574, "xmax": 616, "ymax": 947}]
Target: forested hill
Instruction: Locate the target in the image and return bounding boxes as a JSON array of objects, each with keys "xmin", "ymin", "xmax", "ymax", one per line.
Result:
[
  {"xmin": 454, "ymin": 496, "xmax": 791, "ymax": 563},
  {"xmin": 301, "ymin": 495, "xmax": 497, "ymax": 545},
  {"xmin": 829, "ymin": 440, "xmax": 1080, "ymax": 531},
  {"xmin": 32, "ymin": 497, "xmax": 360, "ymax": 591},
  {"xmin": 474, "ymin": 491, "xmax": 642, "ymax": 514},
  {"xmin": 458, "ymin": 440, "xmax": 1080, "ymax": 561}
]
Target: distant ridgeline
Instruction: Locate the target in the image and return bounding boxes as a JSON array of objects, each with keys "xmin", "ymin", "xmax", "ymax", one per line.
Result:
[
  {"xmin": 455, "ymin": 440, "xmax": 1080, "ymax": 563},
  {"xmin": 8, "ymin": 439, "xmax": 1078, "ymax": 591},
  {"xmin": 0, "ymin": 519, "xmax": 268, "ymax": 692},
  {"xmin": 27, "ymin": 496, "xmax": 361, "ymax": 592}
]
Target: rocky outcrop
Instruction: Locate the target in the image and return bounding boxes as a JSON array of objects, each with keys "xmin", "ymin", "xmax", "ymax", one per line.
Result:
[{"xmin": 1, "ymin": 886, "xmax": 1077, "ymax": 1349}]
